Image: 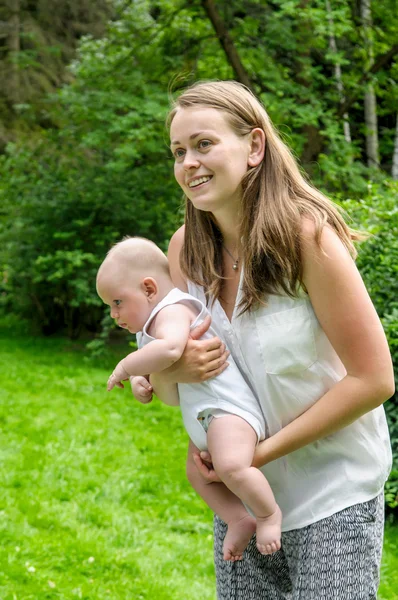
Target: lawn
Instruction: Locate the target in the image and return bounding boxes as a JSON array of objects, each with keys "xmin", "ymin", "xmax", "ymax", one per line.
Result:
[{"xmin": 0, "ymin": 333, "xmax": 397, "ymax": 599}]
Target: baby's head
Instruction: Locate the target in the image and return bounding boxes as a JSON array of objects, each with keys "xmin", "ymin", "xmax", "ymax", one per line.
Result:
[{"xmin": 96, "ymin": 237, "xmax": 172, "ymax": 334}]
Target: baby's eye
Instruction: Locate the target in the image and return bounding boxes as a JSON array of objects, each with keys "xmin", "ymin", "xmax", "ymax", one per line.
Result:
[
  {"xmin": 114, "ymin": 299, "xmax": 121, "ymax": 306},
  {"xmin": 198, "ymin": 140, "xmax": 212, "ymax": 150}
]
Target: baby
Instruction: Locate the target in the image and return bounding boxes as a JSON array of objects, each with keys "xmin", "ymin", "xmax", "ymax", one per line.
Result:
[{"xmin": 96, "ymin": 236, "xmax": 282, "ymax": 561}]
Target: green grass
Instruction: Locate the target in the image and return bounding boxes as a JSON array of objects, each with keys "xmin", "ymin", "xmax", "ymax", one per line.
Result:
[
  {"xmin": 0, "ymin": 333, "xmax": 397, "ymax": 599},
  {"xmin": 380, "ymin": 522, "xmax": 398, "ymax": 600},
  {"xmin": 0, "ymin": 334, "xmax": 215, "ymax": 599}
]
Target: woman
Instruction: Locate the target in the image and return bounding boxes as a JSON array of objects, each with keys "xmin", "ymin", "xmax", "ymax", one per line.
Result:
[{"xmin": 150, "ymin": 80, "xmax": 393, "ymax": 599}]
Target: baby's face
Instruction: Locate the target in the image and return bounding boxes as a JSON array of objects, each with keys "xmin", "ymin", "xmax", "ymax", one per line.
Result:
[{"xmin": 97, "ymin": 267, "xmax": 152, "ymax": 334}]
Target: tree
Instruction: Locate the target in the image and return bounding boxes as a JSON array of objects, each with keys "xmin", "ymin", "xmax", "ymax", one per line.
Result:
[
  {"xmin": 325, "ymin": 0, "xmax": 351, "ymax": 143},
  {"xmin": 6, "ymin": 0, "xmax": 20, "ymax": 104},
  {"xmin": 0, "ymin": 0, "xmax": 113, "ymax": 149},
  {"xmin": 392, "ymin": 114, "xmax": 398, "ymax": 179},
  {"xmin": 1, "ymin": 0, "xmax": 398, "ymax": 335},
  {"xmin": 360, "ymin": 0, "xmax": 379, "ymax": 168},
  {"xmin": 200, "ymin": 0, "xmax": 253, "ymax": 91}
]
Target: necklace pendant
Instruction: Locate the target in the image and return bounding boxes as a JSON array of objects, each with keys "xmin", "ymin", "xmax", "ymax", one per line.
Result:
[{"xmin": 223, "ymin": 244, "xmax": 239, "ymax": 271}]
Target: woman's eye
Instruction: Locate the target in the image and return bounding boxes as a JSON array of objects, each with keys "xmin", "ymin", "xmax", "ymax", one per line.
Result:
[
  {"xmin": 198, "ymin": 140, "xmax": 211, "ymax": 150},
  {"xmin": 174, "ymin": 148, "xmax": 185, "ymax": 159}
]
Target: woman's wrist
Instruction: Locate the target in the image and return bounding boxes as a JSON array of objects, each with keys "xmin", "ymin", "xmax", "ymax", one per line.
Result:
[{"xmin": 253, "ymin": 438, "xmax": 273, "ymax": 468}]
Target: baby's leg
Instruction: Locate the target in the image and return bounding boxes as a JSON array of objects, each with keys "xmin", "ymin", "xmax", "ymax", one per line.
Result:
[
  {"xmin": 186, "ymin": 439, "xmax": 256, "ymax": 561},
  {"xmin": 207, "ymin": 415, "xmax": 282, "ymax": 556}
]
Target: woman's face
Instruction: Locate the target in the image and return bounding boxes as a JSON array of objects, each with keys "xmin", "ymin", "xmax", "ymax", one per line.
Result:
[{"xmin": 170, "ymin": 107, "xmax": 251, "ymax": 216}]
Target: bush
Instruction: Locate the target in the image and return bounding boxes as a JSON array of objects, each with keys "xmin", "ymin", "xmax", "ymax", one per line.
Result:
[
  {"xmin": 341, "ymin": 179, "xmax": 398, "ymax": 512},
  {"xmin": 0, "ymin": 19, "xmax": 183, "ymax": 338},
  {"xmin": 0, "ymin": 134, "xmax": 180, "ymax": 337}
]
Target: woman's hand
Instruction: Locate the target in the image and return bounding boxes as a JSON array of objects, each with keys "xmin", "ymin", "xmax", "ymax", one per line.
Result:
[
  {"xmin": 164, "ymin": 315, "xmax": 229, "ymax": 384},
  {"xmin": 191, "ymin": 448, "xmax": 222, "ymax": 483},
  {"xmin": 191, "ymin": 437, "xmax": 270, "ymax": 480},
  {"xmin": 196, "ymin": 441, "xmax": 271, "ymax": 473}
]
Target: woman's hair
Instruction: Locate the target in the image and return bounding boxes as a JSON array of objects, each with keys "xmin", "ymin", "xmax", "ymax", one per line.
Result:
[{"xmin": 167, "ymin": 80, "xmax": 362, "ymax": 313}]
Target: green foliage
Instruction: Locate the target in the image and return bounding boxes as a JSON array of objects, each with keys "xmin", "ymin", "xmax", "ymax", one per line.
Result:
[
  {"xmin": 1, "ymin": 0, "xmax": 397, "ymax": 337},
  {"xmin": 341, "ymin": 180, "xmax": 398, "ymax": 511},
  {"xmin": 0, "ymin": 103, "xmax": 180, "ymax": 336},
  {"xmin": 0, "ymin": 3, "xmax": 193, "ymax": 336}
]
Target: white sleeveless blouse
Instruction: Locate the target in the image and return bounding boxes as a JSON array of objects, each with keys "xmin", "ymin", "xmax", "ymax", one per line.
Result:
[{"xmin": 187, "ymin": 275, "xmax": 392, "ymax": 531}]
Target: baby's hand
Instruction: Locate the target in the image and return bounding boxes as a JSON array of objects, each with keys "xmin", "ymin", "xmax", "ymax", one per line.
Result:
[
  {"xmin": 130, "ymin": 376, "xmax": 153, "ymax": 404},
  {"xmin": 107, "ymin": 361, "xmax": 130, "ymax": 391}
]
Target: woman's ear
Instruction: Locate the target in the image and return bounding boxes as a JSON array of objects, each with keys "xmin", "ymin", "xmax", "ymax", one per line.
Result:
[
  {"xmin": 142, "ymin": 277, "xmax": 158, "ymax": 300},
  {"xmin": 248, "ymin": 128, "xmax": 266, "ymax": 167}
]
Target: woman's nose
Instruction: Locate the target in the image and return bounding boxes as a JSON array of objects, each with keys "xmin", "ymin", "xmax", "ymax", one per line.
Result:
[{"xmin": 183, "ymin": 150, "xmax": 200, "ymax": 170}]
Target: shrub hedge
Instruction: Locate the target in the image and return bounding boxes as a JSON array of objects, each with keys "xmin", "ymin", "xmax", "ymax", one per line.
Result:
[{"xmin": 342, "ymin": 179, "xmax": 398, "ymax": 511}]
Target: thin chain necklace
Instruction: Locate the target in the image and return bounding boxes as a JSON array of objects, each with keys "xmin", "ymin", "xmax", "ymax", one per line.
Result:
[{"xmin": 223, "ymin": 244, "xmax": 239, "ymax": 271}]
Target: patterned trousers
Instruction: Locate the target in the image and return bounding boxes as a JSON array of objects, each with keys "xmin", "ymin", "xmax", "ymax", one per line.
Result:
[{"xmin": 214, "ymin": 494, "xmax": 384, "ymax": 600}]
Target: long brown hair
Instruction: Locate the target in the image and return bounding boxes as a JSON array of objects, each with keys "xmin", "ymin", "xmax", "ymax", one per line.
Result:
[{"xmin": 167, "ymin": 80, "xmax": 362, "ymax": 313}]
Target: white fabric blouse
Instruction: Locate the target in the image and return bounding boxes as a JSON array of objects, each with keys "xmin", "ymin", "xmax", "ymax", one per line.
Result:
[{"xmin": 187, "ymin": 274, "xmax": 392, "ymax": 532}]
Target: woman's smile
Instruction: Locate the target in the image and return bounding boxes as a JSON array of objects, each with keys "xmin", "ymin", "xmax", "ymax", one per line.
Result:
[
  {"xmin": 188, "ymin": 175, "xmax": 213, "ymax": 193},
  {"xmin": 187, "ymin": 175, "xmax": 213, "ymax": 190}
]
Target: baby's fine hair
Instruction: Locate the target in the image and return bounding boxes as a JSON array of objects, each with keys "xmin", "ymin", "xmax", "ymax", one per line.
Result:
[{"xmin": 103, "ymin": 236, "xmax": 170, "ymax": 278}]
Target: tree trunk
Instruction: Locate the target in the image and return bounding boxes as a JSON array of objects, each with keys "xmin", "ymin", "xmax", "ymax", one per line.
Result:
[
  {"xmin": 200, "ymin": 0, "xmax": 254, "ymax": 92},
  {"xmin": 325, "ymin": 0, "xmax": 351, "ymax": 143},
  {"xmin": 392, "ymin": 114, "xmax": 398, "ymax": 179},
  {"xmin": 293, "ymin": 0, "xmax": 323, "ymax": 167},
  {"xmin": 360, "ymin": 0, "xmax": 379, "ymax": 168},
  {"xmin": 337, "ymin": 44, "xmax": 398, "ymax": 118},
  {"xmin": 7, "ymin": 0, "xmax": 20, "ymax": 104}
]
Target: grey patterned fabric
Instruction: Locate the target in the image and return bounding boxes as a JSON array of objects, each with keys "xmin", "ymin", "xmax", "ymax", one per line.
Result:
[{"xmin": 214, "ymin": 494, "xmax": 384, "ymax": 599}]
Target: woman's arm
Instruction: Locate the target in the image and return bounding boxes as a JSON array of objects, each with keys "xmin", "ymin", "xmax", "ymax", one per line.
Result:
[{"xmin": 253, "ymin": 221, "xmax": 394, "ymax": 467}]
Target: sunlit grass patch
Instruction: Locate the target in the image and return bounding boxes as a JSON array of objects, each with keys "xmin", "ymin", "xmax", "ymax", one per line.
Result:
[
  {"xmin": 0, "ymin": 333, "xmax": 396, "ymax": 599},
  {"xmin": 0, "ymin": 334, "xmax": 215, "ymax": 599}
]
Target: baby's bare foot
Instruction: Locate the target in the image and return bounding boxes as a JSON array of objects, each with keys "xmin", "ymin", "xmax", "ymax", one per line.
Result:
[
  {"xmin": 256, "ymin": 505, "xmax": 282, "ymax": 555},
  {"xmin": 223, "ymin": 514, "xmax": 256, "ymax": 561}
]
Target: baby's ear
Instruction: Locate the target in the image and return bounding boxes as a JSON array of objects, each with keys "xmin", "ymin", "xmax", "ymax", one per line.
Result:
[{"xmin": 142, "ymin": 277, "xmax": 158, "ymax": 299}]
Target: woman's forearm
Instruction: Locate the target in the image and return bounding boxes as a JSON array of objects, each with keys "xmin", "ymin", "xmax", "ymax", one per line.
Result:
[{"xmin": 253, "ymin": 374, "xmax": 393, "ymax": 468}]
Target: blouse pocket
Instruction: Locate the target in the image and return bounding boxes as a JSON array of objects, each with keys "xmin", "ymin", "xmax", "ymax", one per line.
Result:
[{"xmin": 255, "ymin": 304, "xmax": 317, "ymax": 375}]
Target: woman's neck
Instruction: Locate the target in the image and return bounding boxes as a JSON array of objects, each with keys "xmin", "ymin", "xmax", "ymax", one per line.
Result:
[{"xmin": 212, "ymin": 209, "xmax": 241, "ymax": 252}]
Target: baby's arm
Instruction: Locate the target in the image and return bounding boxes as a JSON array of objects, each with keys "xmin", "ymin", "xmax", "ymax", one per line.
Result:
[
  {"xmin": 108, "ymin": 303, "xmax": 193, "ymax": 391},
  {"xmin": 130, "ymin": 376, "xmax": 153, "ymax": 404},
  {"xmin": 130, "ymin": 374, "xmax": 179, "ymax": 406}
]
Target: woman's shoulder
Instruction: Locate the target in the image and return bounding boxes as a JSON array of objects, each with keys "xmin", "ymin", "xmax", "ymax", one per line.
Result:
[
  {"xmin": 300, "ymin": 216, "xmax": 348, "ymax": 254},
  {"xmin": 168, "ymin": 225, "xmax": 188, "ymax": 292},
  {"xmin": 169, "ymin": 224, "xmax": 185, "ymax": 251}
]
